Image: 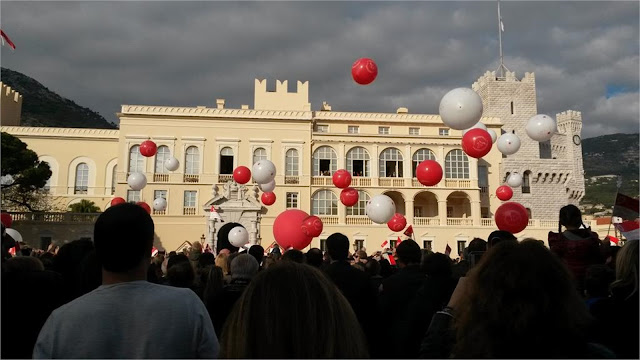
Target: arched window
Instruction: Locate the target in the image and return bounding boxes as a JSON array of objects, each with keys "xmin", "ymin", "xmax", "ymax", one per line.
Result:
[
  {"xmin": 128, "ymin": 145, "xmax": 144, "ymax": 173},
  {"xmin": 154, "ymin": 146, "xmax": 171, "ymax": 173},
  {"xmin": 111, "ymin": 165, "xmax": 117, "ymax": 195},
  {"xmin": 185, "ymin": 146, "xmax": 200, "ymax": 175},
  {"xmin": 412, "ymin": 149, "xmax": 437, "ymax": 177},
  {"xmin": 379, "ymin": 148, "xmax": 403, "ymax": 178},
  {"xmin": 522, "ymin": 171, "xmax": 531, "ymax": 194},
  {"xmin": 313, "ymin": 146, "xmax": 337, "ymax": 176},
  {"xmin": 253, "ymin": 147, "xmax": 267, "ymax": 164},
  {"xmin": 347, "ymin": 190, "xmax": 370, "ymax": 216},
  {"xmin": 42, "ymin": 162, "xmax": 51, "ymax": 191},
  {"xmin": 285, "ymin": 149, "xmax": 299, "ymax": 176},
  {"xmin": 346, "ymin": 147, "xmax": 370, "ymax": 177},
  {"xmin": 311, "ymin": 190, "xmax": 338, "ymax": 215},
  {"xmin": 445, "ymin": 150, "xmax": 469, "ymax": 179},
  {"xmin": 219, "ymin": 147, "xmax": 234, "ymax": 174},
  {"xmin": 74, "ymin": 163, "xmax": 89, "ymax": 194}
]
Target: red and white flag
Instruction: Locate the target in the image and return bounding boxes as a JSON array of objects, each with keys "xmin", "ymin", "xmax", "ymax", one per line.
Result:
[
  {"xmin": 151, "ymin": 247, "xmax": 158, "ymax": 257},
  {"xmin": 612, "ymin": 193, "xmax": 639, "ymax": 240},
  {"xmin": 445, "ymin": 244, "xmax": 452, "ymax": 256},
  {"xmin": 383, "ymin": 252, "xmax": 396, "ymax": 266},
  {"xmin": 381, "ymin": 240, "xmax": 388, "ymax": 248},
  {"xmin": 0, "ymin": 30, "xmax": 16, "ymax": 50},
  {"xmin": 396, "ymin": 236, "xmax": 402, "ymax": 246},
  {"xmin": 403, "ymin": 225, "xmax": 414, "ymax": 237},
  {"xmin": 209, "ymin": 205, "xmax": 223, "ymax": 221}
]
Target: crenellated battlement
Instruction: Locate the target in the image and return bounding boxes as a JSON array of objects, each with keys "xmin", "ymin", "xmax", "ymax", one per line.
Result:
[
  {"xmin": 556, "ymin": 110, "xmax": 582, "ymax": 123},
  {"xmin": 254, "ymin": 79, "xmax": 311, "ymax": 111},
  {"xmin": 472, "ymin": 70, "xmax": 535, "ymax": 90},
  {"xmin": 1, "ymin": 82, "xmax": 23, "ymax": 126}
]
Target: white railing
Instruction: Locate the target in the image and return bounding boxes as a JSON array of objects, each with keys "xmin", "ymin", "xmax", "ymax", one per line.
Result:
[
  {"xmin": 183, "ymin": 207, "xmax": 196, "ymax": 215},
  {"xmin": 414, "ymin": 217, "xmax": 440, "ymax": 226},
  {"xmin": 445, "ymin": 179, "xmax": 471, "ymax": 188},
  {"xmin": 318, "ymin": 216, "xmax": 339, "ymax": 225},
  {"xmin": 311, "ymin": 177, "xmax": 332, "ymax": 186},
  {"xmin": 379, "ymin": 178, "xmax": 405, "ymax": 187},
  {"xmin": 351, "ymin": 177, "xmax": 372, "ymax": 187},
  {"xmin": 481, "ymin": 219, "xmax": 495, "ymax": 227},
  {"xmin": 285, "ymin": 176, "xmax": 300, "ymax": 184},
  {"xmin": 346, "ymin": 216, "xmax": 373, "ymax": 225},
  {"xmin": 153, "ymin": 173, "xmax": 169, "ymax": 182},
  {"xmin": 9, "ymin": 212, "xmax": 99, "ymax": 223},
  {"xmin": 184, "ymin": 174, "xmax": 200, "ymax": 183},
  {"xmin": 152, "ymin": 209, "xmax": 166, "ymax": 215},
  {"xmin": 446, "ymin": 218, "xmax": 473, "ymax": 226},
  {"xmin": 217, "ymin": 175, "xmax": 233, "ymax": 183}
]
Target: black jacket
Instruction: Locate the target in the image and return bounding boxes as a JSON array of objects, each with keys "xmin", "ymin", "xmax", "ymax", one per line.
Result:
[{"xmin": 206, "ymin": 278, "xmax": 251, "ymax": 336}]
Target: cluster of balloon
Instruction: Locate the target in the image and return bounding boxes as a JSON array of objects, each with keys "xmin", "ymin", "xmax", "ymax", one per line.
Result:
[
  {"xmin": 233, "ymin": 166, "xmax": 251, "ymax": 185},
  {"xmin": 507, "ymin": 173, "xmax": 523, "ymax": 188},
  {"xmin": 526, "ymin": 114, "xmax": 557, "ymax": 142},
  {"xmin": 301, "ymin": 215, "xmax": 323, "ymax": 238},
  {"xmin": 140, "ymin": 140, "xmax": 157, "ymax": 157},
  {"xmin": 439, "ymin": 88, "xmax": 484, "ymax": 130},
  {"xmin": 228, "ymin": 226, "xmax": 249, "ymax": 248},
  {"xmin": 111, "ymin": 197, "xmax": 126, "ymax": 207},
  {"xmin": 366, "ymin": 194, "xmax": 396, "ymax": 224},
  {"xmin": 1, "ymin": 213, "xmax": 13, "ymax": 228},
  {"xmin": 164, "ymin": 157, "xmax": 180, "ymax": 171},
  {"xmin": 273, "ymin": 209, "xmax": 315, "ymax": 250},
  {"xmin": 487, "ymin": 129, "xmax": 497, "ymax": 143},
  {"xmin": 332, "ymin": 169, "xmax": 352, "ymax": 189},
  {"xmin": 415, "ymin": 160, "xmax": 443, "ymax": 187},
  {"xmin": 137, "ymin": 202, "xmax": 151, "ymax": 214},
  {"xmin": 461, "ymin": 128, "xmax": 493, "ymax": 159},
  {"xmin": 497, "ymin": 132, "xmax": 521, "ymax": 156},
  {"xmin": 261, "ymin": 192, "xmax": 276, "ymax": 206},
  {"xmin": 153, "ymin": 197, "xmax": 167, "ymax": 211},
  {"xmin": 252, "ymin": 160, "xmax": 277, "ymax": 206},
  {"xmin": 495, "ymin": 185, "xmax": 513, "ymax": 201},
  {"xmin": 461, "ymin": 122, "xmax": 487, "ymax": 135},
  {"xmin": 127, "ymin": 172, "xmax": 147, "ymax": 191},
  {"xmin": 259, "ymin": 180, "xmax": 276, "ymax": 193},
  {"xmin": 351, "ymin": 58, "xmax": 378, "ymax": 85},
  {"xmin": 495, "ymin": 202, "xmax": 529, "ymax": 234},
  {"xmin": 340, "ymin": 187, "xmax": 359, "ymax": 206},
  {"xmin": 387, "ymin": 213, "xmax": 407, "ymax": 232}
]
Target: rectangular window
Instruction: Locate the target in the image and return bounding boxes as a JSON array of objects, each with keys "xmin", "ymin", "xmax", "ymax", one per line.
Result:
[
  {"xmin": 127, "ymin": 190, "xmax": 141, "ymax": 203},
  {"xmin": 40, "ymin": 237, "xmax": 52, "ymax": 250},
  {"xmin": 414, "ymin": 207, "xmax": 423, "ymax": 217},
  {"xmin": 457, "ymin": 241, "xmax": 467, "ymax": 257},
  {"xmin": 315, "ymin": 124, "xmax": 328, "ymax": 133},
  {"xmin": 481, "ymin": 207, "xmax": 490, "ymax": 218},
  {"xmin": 378, "ymin": 127, "xmax": 390, "ymax": 135},
  {"xmin": 355, "ymin": 239, "xmax": 364, "ymax": 251},
  {"xmin": 320, "ymin": 239, "xmax": 327, "ymax": 252},
  {"xmin": 447, "ymin": 206, "xmax": 453, "ymax": 218},
  {"xmin": 286, "ymin": 192, "xmax": 299, "ymax": 209},
  {"xmin": 154, "ymin": 190, "xmax": 167, "ymax": 200},
  {"xmin": 184, "ymin": 191, "xmax": 197, "ymax": 207},
  {"xmin": 220, "ymin": 156, "xmax": 234, "ymax": 175},
  {"xmin": 510, "ymin": 101, "xmax": 514, "ymax": 115},
  {"xmin": 409, "ymin": 127, "xmax": 420, "ymax": 135},
  {"xmin": 478, "ymin": 166, "xmax": 488, "ymax": 193},
  {"xmin": 319, "ymin": 160, "xmax": 331, "ymax": 175},
  {"xmin": 439, "ymin": 128, "xmax": 449, "ymax": 136},
  {"xmin": 389, "ymin": 240, "xmax": 398, "ymax": 249},
  {"xmin": 423, "ymin": 240, "xmax": 432, "ymax": 250},
  {"xmin": 348, "ymin": 126, "xmax": 359, "ymax": 134},
  {"xmin": 539, "ymin": 141, "xmax": 552, "ymax": 159}
]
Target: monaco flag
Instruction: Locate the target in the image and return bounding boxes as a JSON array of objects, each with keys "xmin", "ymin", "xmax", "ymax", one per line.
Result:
[
  {"xmin": 445, "ymin": 244, "xmax": 452, "ymax": 256},
  {"xmin": 403, "ymin": 225, "xmax": 414, "ymax": 237},
  {"xmin": 612, "ymin": 193, "xmax": 639, "ymax": 240},
  {"xmin": 381, "ymin": 240, "xmax": 388, "ymax": 248}
]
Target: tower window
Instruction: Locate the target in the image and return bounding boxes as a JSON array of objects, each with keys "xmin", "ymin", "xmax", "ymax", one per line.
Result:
[{"xmin": 510, "ymin": 101, "xmax": 514, "ymax": 115}]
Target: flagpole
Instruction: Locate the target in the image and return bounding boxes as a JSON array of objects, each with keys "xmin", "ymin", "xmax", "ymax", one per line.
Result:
[
  {"xmin": 606, "ymin": 175, "xmax": 622, "ymax": 238},
  {"xmin": 496, "ymin": 0, "xmax": 509, "ymax": 78}
]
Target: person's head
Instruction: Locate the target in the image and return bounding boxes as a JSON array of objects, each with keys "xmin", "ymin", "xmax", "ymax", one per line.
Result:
[
  {"xmin": 559, "ymin": 204, "xmax": 584, "ymax": 231},
  {"xmin": 379, "ymin": 258, "xmax": 393, "ymax": 278},
  {"xmin": 248, "ymin": 245, "xmax": 264, "ymax": 267},
  {"xmin": 355, "ymin": 250, "xmax": 367, "ymax": 262},
  {"xmin": 38, "ymin": 252, "xmax": 55, "ymax": 270},
  {"xmin": 352, "ymin": 262, "xmax": 365, "ymax": 271},
  {"xmin": 395, "ymin": 240, "xmax": 421, "ymax": 267},
  {"xmin": 365, "ymin": 258, "xmax": 381, "ymax": 277},
  {"xmin": 4, "ymin": 256, "xmax": 44, "ymax": 272},
  {"xmin": 167, "ymin": 261, "xmax": 195, "ymax": 288},
  {"xmin": 584, "ymin": 264, "xmax": 615, "ymax": 298},
  {"xmin": 326, "ymin": 233, "xmax": 350, "ymax": 261},
  {"xmin": 453, "ymin": 239, "xmax": 592, "ymax": 358},
  {"xmin": 611, "ymin": 240, "xmax": 639, "ymax": 299},
  {"xmin": 168, "ymin": 251, "xmax": 177, "ymax": 258},
  {"xmin": 94, "ymin": 203, "xmax": 154, "ymax": 273},
  {"xmin": 167, "ymin": 253, "xmax": 189, "ymax": 271},
  {"xmin": 215, "ymin": 252, "xmax": 230, "ymax": 275},
  {"xmin": 422, "ymin": 252, "xmax": 453, "ymax": 278},
  {"xmin": 305, "ymin": 248, "xmax": 324, "ymax": 268},
  {"xmin": 487, "ymin": 230, "xmax": 517, "ymax": 248},
  {"xmin": 262, "ymin": 256, "xmax": 277, "ymax": 270},
  {"xmin": 230, "ymin": 254, "xmax": 259, "ymax": 280},
  {"xmin": 198, "ymin": 252, "xmax": 215, "ymax": 269},
  {"xmin": 220, "ymin": 262, "xmax": 368, "ymax": 358},
  {"xmin": 203, "ymin": 266, "xmax": 225, "ymax": 304},
  {"xmin": 468, "ymin": 237, "xmax": 487, "ymax": 253},
  {"xmin": 282, "ymin": 249, "xmax": 306, "ymax": 264}
]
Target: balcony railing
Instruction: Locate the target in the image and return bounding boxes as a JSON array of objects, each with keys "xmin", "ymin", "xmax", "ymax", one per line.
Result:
[
  {"xmin": 351, "ymin": 177, "xmax": 371, "ymax": 187},
  {"xmin": 480, "ymin": 186, "xmax": 489, "ymax": 194},
  {"xmin": 154, "ymin": 173, "xmax": 169, "ymax": 182},
  {"xmin": 481, "ymin": 218, "xmax": 495, "ymax": 227},
  {"xmin": 152, "ymin": 209, "xmax": 166, "ymax": 215},
  {"xmin": 74, "ymin": 187, "xmax": 88, "ymax": 195},
  {"xmin": 285, "ymin": 176, "xmax": 300, "ymax": 184},
  {"xmin": 183, "ymin": 207, "xmax": 196, "ymax": 215},
  {"xmin": 414, "ymin": 217, "xmax": 440, "ymax": 226},
  {"xmin": 9, "ymin": 212, "xmax": 99, "ymax": 223},
  {"xmin": 379, "ymin": 178, "xmax": 404, "ymax": 187},
  {"xmin": 346, "ymin": 216, "xmax": 373, "ymax": 225},
  {"xmin": 318, "ymin": 216, "xmax": 339, "ymax": 225},
  {"xmin": 218, "ymin": 174, "xmax": 233, "ymax": 183},
  {"xmin": 184, "ymin": 174, "xmax": 200, "ymax": 183},
  {"xmin": 445, "ymin": 179, "xmax": 471, "ymax": 188},
  {"xmin": 311, "ymin": 177, "xmax": 332, "ymax": 186},
  {"xmin": 446, "ymin": 218, "xmax": 473, "ymax": 226}
]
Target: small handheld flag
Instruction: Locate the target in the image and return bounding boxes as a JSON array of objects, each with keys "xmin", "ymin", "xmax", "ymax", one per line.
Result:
[
  {"xmin": 445, "ymin": 244, "xmax": 452, "ymax": 256},
  {"xmin": 403, "ymin": 225, "xmax": 414, "ymax": 237}
]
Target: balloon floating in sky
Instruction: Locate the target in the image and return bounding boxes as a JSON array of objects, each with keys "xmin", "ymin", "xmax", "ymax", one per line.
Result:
[
  {"xmin": 332, "ymin": 169, "xmax": 352, "ymax": 189},
  {"xmin": 273, "ymin": 209, "xmax": 313, "ymax": 250},
  {"xmin": 366, "ymin": 194, "xmax": 396, "ymax": 224},
  {"xmin": 1, "ymin": 213, "xmax": 13, "ymax": 228},
  {"xmin": 5, "ymin": 228, "xmax": 22, "ymax": 243},
  {"xmin": 259, "ymin": 179, "xmax": 276, "ymax": 193},
  {"xmin": 462, "ymin": 122, "xmax": 488, "ymax": 136},
  {"xmin": 487, "ymin": 128, "xmax": 497, "ymax": 144},
  {"xmin": 252, "ymin": 160, "xmax": 276, "ymax": 185},
  {"xmin": 507, "ymin": 173, "xmax": 523, "ymax": 188},
  {"xmin": 495, "ymin": 202, "xmax": 529, "ymax": 234},
  {"xmin": 127, "ymin": 172, "xmax": 147, "ymax": 191},
  {"xmin": 301, "ymin": 215, "xmax": 324, "ymax": 238},
  {"xmin": 261, "ymin": 192, "xmax": 276, "ymax": 206},
  {"xmin": 497, "ymin": 132, "xmax": 521, "ymax": 156},
  {"xmin": 496, "ymin": 185, "xmax": 513, "ymax": 201},
  {"xmin": 140, "ymin": 140, "xmax": 157, "ymax": 157},
  {"xmin": 387, "ymin": 213, "xmax": 407, "ymax": 232},
  {"xmin": 526, "ymin": 114, "xmax": 557, "ymax": 142},
  {"xmin": 228, "ymin": 226, "xmax": 249, "ymax": 247},
  {"xmin": 461, "ymin": 128, "xmax": 493, "ymax": 159},
  {"xmin": 340, "ymin": 187, "xmax": 359, "ymax": 207},
  {"xmin": 351, "ymin": 58, "xmax": 378, "ymax": 85},
  {"xmin": 164, "ymin": 157, "xmax": 180, "ymax": 171},
  {"xmin": 415, "ymin": 160, "xmax": 443, "ymax": 187},
  {"xmin": 111, "ymin": 197, "xmax": 126, "ymax": 207},
  {"xmin": 439, "ymin": 88, "xmax": 484, "ymax": 130},
  {"xmin": 233, "ymin": 166, "xmax": 252, "ymax": 185},
  {"xmin": 153, "ymin": 197, "xmax": 167, "ymax": 211}
]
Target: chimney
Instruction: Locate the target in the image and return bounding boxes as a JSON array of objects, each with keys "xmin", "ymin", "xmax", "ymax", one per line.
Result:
[
  {"xmin": 397, "ymin": 107, "xmax": 408, "ymax": 114},
  {"xmin": 216, "ymin": 99, "xmax": 225, "ymax": 109}
]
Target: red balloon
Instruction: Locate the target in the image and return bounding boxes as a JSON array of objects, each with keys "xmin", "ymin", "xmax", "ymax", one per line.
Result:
[
  {"xmin": 332, "ymin": 169, "xmax": 352, "ymax": 189},
  {"xmin": 111, "ymin": 197, "xmax": 126, "ymax": 207},
  {"xmin": 140, "ymin": 140, "xmax": 157, "ymax": 157},
  {"xmin": 261, "ymin": 192, "xmax": 276, "ymax": 206},
  {"xmin": 301, "ymin": 216, "xmax": 324, "ymax": 238},
  {"xmin": 351, "ymin": 58, "xmax": 378, "ymax": 85},
  {"xmin": 387, "ymin": 213, "xmax": 407, "ymax": 232},
  {"xmin": 273, "ymin": 209, "xmax": 313, "ymax": 250},
  {"xmin": 1, "ymin": 213, "xmax": 13, "ymax": 228},
  {"xmin": 233, "ymin": 166, "xmax": 252, "ymax": 184},
  {"xmin": 137, "ymin": 202, "xmax": 151, "ymax": 214},
  {"xmin": 495, "ymin": 202, "xmax": 529, "ymax": 234},
  {"xmin": 416, "ymin": 160, "xmax": 443, "ymax": 186},
  {"xmin": 496, "ymin": 185, "xmax": 513, "ymax": 201},
  {"xmin": 340, "ymin": 187, "xmax": 359, "ymax": 207},
  {"xmin": 462, "ymin": 129, "xmax": 493, "ymax": 159}
]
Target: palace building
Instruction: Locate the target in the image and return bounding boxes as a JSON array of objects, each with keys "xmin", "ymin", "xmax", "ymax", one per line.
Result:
[{"xmin": 1, "ymin": 70, "xmax": 587, "ymax": 254}]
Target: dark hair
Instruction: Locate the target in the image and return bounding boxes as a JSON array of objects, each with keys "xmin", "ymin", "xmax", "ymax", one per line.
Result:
[
  {"xmin": 559, "ymin": 204, "xmax": 585, "ymax": 232},
  {"xmin": 78, "ymin": 250, "xmax": 102, "ymax": 295},
  {"xmin": 167, "ymin": 261, "xmax": 195, "ymax": 288},
  {"xmin": 468, "ymin": 238, "xmax": 488, "ymax": 253},
  {"xmin": 453, "ymin": 239, "xmax": 592, "ymax": 358},
  {"xmin": 248, "ymin": 245, "xmax": 264, "ymax": 266},
  {"xmin": 217, "ymin": 222, "xmax": 243, "ymax": 253},
  {"xmin": 396, "ymin": 240, "xmax": 421, "ymax": 265},
  {"xmin": 488, "ymin": 230, "xmax": 517, "ymax": 248},
  {"xmin": 422, "ymin": 252, "xmax": 452, "ymax": 278},
  {"xmin": 4, "ymin": 256, "xmax": 44, "ymax": 272},
  {"xmin": 306, "ymin": 248, "xmax": 324, "ymax": 268},
  {"xmin": 203, "ymin": 266, "xmax": 224, "ymax": 305},
  {"xmin": 168, "ymin": 251, "xmax": 177, "ymax": 257},
  {"xmin": 220, "ymin": 262, "xmax": 368, "ymax": 358},
  {"xmin": 584, "ymin": 264, "xmax": 614, "ymax": 298},
  {"xmin": 94, "ymin": 203, "xmax": 154, "ymax": 273},
  {"xmin": 198, "ymin": 252, "xmax": 216, "ymax": 268},
  {"xmin": 167, "ymin": 253, "xmax": 189, "ymax": 270},
  {"xmin": 326, "ymin": 233, "xmax": 349, "ymax": 261},
  {"xmin": 282, "ymin": 249, "xmax": 306, "ymax": 263},
  {"xmin": 365, "ymin": 258, "xmax": 381, "ymax": 277},
  {"xmin": 379, "ymin": 258, "xmax": 393, "ymax": 278}
]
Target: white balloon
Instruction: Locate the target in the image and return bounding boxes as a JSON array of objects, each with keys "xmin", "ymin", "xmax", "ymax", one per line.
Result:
[
  {"xmin": 259, "ymin": 179, "xmax": 276, "ymax": 192},
  {"xmin": 153, "ymin": 197, "xmax": 167, "ymax": 211},
  {"xmin": 507, "ymin": 173, "xmax": 523, "ymax": 188},
  {"xmin": 228, "ymin": 226, "xmax": 249, "ymax": 247},
  {"xmin": 252, "ymin": 160, "xmax": 276, "ymax": 184},
  {"xmin": 497, "ymin": 133, "xmax": 521, "ymax": 155},
  {"xmin": 366, "ymin": 195, "xmax": 396, "ymax": 224},
  {"xmin": 487, "ymin": 129, "xmax": 497, "ymax": 143},
  {"xmin": 164, "ymin": 156, "xmax": 180, "ymax": 171},
  {"xmin": 462, "ymin": 122, "xmax": 488, "ymax": 136},
  {"xmin": 5, "ymin": 228, "xmax": 22, "ymax": 243},
  {"xmin": 439, "ymin": 88, "xmax": 484, "ymax": 130},
  {"xmin": 127, "ymin": 172, "xmax": 147, "ymax": 191},
  {"xmin": 526, "ymin": 114, "xmax": 557, "ymax": 142}
]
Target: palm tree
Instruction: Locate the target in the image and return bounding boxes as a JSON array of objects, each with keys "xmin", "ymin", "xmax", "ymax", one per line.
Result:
[{"xmin": 68, "ymin": 199, "xmax": 101, "ymax": 213}]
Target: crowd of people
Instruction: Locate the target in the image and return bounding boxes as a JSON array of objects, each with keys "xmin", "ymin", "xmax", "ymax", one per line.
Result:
[{"xmin": 1, "ymin": 203, "xmax": 638, "ymax": 358}]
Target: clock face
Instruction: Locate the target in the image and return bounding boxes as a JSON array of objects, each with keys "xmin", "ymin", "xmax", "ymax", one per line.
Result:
[{"xmin": 573, "ymin": 135, "xmax": 581, "ymax": 145}]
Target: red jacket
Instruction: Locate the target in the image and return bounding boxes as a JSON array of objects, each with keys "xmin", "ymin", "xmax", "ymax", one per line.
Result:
[{"xmin": 548, "ymin": 230, "xmax": 604, "ymax": 287}]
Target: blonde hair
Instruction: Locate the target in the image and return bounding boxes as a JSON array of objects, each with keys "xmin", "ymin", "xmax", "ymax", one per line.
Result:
[
  {"xmin": 611, "ymin": 240, "xmax": 639, "ymax": 299},
  {"xmin": 215, "ymin": 252, "xmax": 230, "ymax": 275}
]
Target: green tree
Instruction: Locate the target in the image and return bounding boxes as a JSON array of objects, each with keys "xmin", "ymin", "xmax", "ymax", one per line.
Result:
[
  {"xmin": 1, "ymin": 132, "xmax": 52, "ymax": 211},
  {"xmin": 68, "ymin": 199, "xmax": 101, "ymax": 213}
]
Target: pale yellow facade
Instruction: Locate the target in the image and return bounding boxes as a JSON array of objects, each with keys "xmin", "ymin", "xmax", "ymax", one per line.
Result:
[{"xmin": 3, "ymin": 72, "xmax": 595, "ymax": 254}]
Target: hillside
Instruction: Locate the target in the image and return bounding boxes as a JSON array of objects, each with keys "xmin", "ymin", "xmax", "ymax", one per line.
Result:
[
  {"xmin": 581, "ymin": 133, "xmax": 639, "ymax": 213},
  {"xmin": 0, "ymin": 67, "xmax": 116, "ymax": 129}
]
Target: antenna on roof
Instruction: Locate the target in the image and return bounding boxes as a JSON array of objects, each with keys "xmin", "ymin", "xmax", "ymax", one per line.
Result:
[{"xmin": 496, "ymin": 0, "xmax": 510, "ymax": 78}]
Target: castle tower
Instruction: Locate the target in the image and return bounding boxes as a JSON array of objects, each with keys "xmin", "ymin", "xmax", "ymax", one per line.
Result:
[
  {"xmin": 1, "ymin": 82, "xmax": 22, "ymax": 126},
  {"xmin": 557, "ymin": 110, "xmax": 585, "ymax": 205}
]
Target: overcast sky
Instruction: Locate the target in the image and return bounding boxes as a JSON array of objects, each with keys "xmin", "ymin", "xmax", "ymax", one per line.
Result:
[{"xmin": 1, "ymin": 1, "xmax": 638, "ymax": 138}]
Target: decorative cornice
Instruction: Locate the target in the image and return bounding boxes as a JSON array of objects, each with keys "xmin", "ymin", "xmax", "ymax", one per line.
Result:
[
  {"xmin": 313, "ymin": 112, "xmax": 502, "ymax": 126},
  {"xmin": 1, "ymin": 126, "xmax": 119, "ymax": 140},
  {"xmin": 120, "ymin": 105, "xmax": 313, "ymax": 121}
]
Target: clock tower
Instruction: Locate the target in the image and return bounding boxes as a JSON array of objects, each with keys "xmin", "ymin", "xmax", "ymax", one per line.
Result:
[{"xmin": 557, "ymin": 110, "xmax": 585, "ymax": 204}]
